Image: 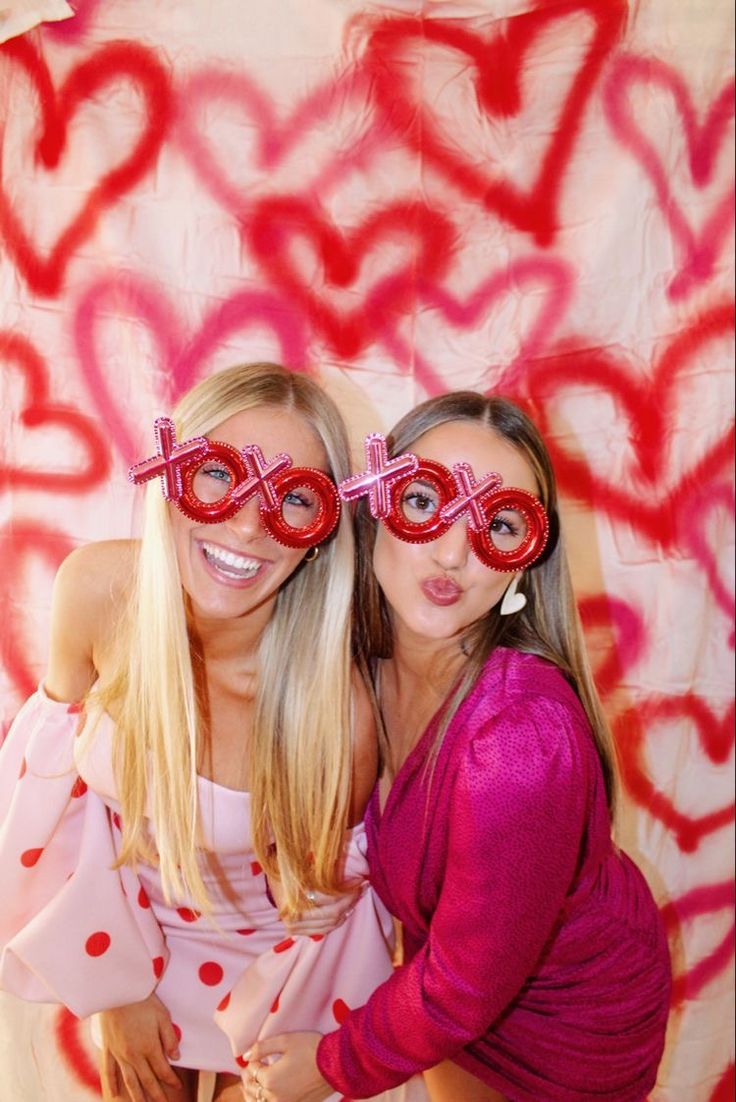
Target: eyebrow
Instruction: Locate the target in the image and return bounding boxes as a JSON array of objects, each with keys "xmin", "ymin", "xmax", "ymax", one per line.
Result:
[{"xmin": 404, "ymin": 477, "xmax": 440, "ymax": 493}]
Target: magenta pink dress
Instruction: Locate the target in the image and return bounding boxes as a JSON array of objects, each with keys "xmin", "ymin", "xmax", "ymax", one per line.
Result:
[
  {"xmin": 0, "ymin": 688, "xmax": 397, "ymax": 1094},
  {"xmin": 317, "ymin": 649, "xmax": 671, "ymax": 1102}
]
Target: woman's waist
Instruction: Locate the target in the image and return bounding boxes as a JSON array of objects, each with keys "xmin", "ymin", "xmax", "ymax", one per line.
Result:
[{"xmin": 136, "ymin": 860, "xmax": 285, "ymax": 936}]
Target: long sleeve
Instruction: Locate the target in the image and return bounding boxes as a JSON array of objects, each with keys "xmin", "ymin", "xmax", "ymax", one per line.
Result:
[
  {"xmin": 317, "ymin": 693, "xmax": 592, "ymax": 1097},
  {"xmin": 0, "ymin": 689, "xmax": 167, "ymax": 1015}
]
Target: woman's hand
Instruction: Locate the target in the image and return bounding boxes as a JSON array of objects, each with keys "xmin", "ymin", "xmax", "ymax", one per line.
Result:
[
  {"xmin": 244, "ymin": 1033, "xmax": 331, "ymax": 1102},
  {"xmin": 270, "ymin": 879, "xmax": 365, "ymax": 937},
  {"xmin": 98, "ymin": 993, "xmax": 182, "ymax": 1102}
]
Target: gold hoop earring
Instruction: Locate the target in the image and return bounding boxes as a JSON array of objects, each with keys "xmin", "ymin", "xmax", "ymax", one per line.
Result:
[{"xmin": 304, "ymin": 546, "xmax": 320, "ymax": 562}]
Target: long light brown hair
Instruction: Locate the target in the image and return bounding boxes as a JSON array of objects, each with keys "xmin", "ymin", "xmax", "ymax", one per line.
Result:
[
  {"xmin": 93, "ymin": 363, "xmax": 356, "ymax": 914},
  {"xmin": 354, "ymin": 391, "xmax": 618, "ymax": 814}
]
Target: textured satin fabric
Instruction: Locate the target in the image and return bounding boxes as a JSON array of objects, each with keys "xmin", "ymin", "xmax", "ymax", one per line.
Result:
[{"xmin": 318, "ymin": 648, "xmax": 671, "ymax": 1101}]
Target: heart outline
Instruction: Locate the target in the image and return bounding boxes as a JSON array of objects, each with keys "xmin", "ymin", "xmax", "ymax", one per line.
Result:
[
  {"xmin": 604, "ymin": 54, "xmax": 735, "ymax": 301},
  {"xmin": 614, "ymin": 694, "xmax": 735, "ymax": 852},
  {"xmin": 0, "ymin": 37, "xmax": 172, "ymax": 297},
  {"xmin": 360, "ymin": 0, "xmax": 626, "ymax": 245},
  {"xmin": 0, "ymin": 330, "xmax": 110, "ymax": 492},
  {"xmin": 523, "ymin": 300, "xmax": 735, "ymax": 546}
]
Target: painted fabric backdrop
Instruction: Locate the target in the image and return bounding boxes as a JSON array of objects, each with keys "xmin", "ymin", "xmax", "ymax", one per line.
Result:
[{"xmin": 0, "ymin": 0, "xmax": 733, "ymax": 1099}]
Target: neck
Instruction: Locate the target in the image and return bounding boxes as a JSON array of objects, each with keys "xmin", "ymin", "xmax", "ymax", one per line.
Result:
[
  {"xmin": 378, "ymin": 626, "xmax": 467, "ymax": 774},
  {"xmin": 187, "ymin": 595, "xmax": 276, "ymax": 670},
  {"xmin": 389, "ymin": 621, "xmax": 466, "ymax": 688}
]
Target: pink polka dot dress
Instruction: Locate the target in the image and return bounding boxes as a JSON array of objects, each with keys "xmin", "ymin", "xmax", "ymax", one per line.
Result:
[{"xmin": 0, "ymin": 688, "xmax": 398, "ymax": 1092}]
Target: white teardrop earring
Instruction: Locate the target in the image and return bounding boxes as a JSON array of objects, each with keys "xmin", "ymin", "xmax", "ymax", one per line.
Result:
[{"xmin": 500, "ymin": 573, "xmax": 526, "ymax": 616}]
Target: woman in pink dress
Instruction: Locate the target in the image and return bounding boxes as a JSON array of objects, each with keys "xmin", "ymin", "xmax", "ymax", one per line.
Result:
[
  {"xmin": 245, "ymin": 392, "xmax": 672, "ymax": 1102},
  {"xmin": 0, "ymin": 363, "xmax": 400, "ymax": 1102}
]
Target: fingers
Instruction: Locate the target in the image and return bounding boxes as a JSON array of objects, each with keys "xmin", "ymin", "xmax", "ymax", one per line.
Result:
[
  {"xmin": 246, "ymin": 1035, "xmax": 287, "ymax": 1062},
  {"xmin": 149, "ymin": 1044, "xmax": 183, "ymax": 1091},
  {"xmin": 159, "ymin": 1018, "xmax": 182, "ymax": 1067},
  {"xmin": 280, "ymin": 886, "xmax": 363, "ymax": 935},
  {"xmin": 115, "ymin": 1060, "xmax": 146, "ymax": 1102},
  {"xmin": 100, "ymin": 1048, "xmax": 122, "ymax": 1100},
  {"xmin": 118, "ymin": 1057, "xmax": 176, "ymax": 1102}
]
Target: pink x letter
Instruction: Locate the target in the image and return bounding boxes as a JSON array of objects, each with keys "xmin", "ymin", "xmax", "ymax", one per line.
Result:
[
  {"xmin": 440, "ymin": 463, "xmax": 503, "ymax": 530},
  {"xmin": 128, "ymin": 417, "xmax": 208, "ymax": 500},
  {"xmin": 339, "ymin": 434, "xmax": 418, "ymax": 519}
]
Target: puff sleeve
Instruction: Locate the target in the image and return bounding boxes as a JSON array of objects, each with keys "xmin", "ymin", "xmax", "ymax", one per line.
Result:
[{"xmin": 0, "ymin": 689, "xmax": 167, "ymax": 1016}]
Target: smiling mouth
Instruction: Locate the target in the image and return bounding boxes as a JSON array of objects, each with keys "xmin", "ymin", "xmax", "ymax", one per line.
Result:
[{"xmin": 201, "ymin": 541, "xmax": 262, "ymax": 580}]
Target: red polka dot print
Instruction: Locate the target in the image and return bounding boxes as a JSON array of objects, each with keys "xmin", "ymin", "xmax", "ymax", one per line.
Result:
[
  {"xmin": 270, "ymin": 993, "xmax": 280, "ymax": 1014},
  {"xmin": 177, "ymin": 907, "xmax": 200, "ymax": 923},
  {"xmin": 273, "ymin": 937, "xmax": 295, "ymax": 954},
  {"xmin": 236, "ymin": 927, "xmax": 255, "ymax": 936},
  {"xmin": 310, "ymin": 933, "xmax": 325, "ymax": 942},
  {"xmin": 152, "ymin": 956, "xmax": 164, "ymax": 978},
  {"xmin": 21, "ymin": 848, "xmax": 43, "ymax": 867},
  {"xmin": 198, "ymin": 961, "xmax": 224, "ymax": 986},
  {"xmin": 235, "ymin": 1054, "xmax": 248, "ymax": 1068},
  {"xmin": 66, "ymin": 702, "xmax": 83, "ymax": 715},
  {"xmin": 138, "ymin": 887, "xmax": 151, "ymax": 909},
  {"xmin": 216, "ymin": 992, "xmax": 231, "ymax": 1012},
  {"xmin": 70, "ymin": 776, "xmax": 88, "ymax": 798},
  {"xmin": 172, "ymin": 1023, "xmax": 182, "ymax": 1043},
  {"xmin": 250, "ymin": 861, "xmax": 263, "ymax": 876},
  {"xmin": 112, "ymin": 812, "xmax": 122, "ymax": 831},
  {"xmin": 85, "ymin": 931, "xmax": 111, "ymax": 957},
  {"xmin": 332, "ymin": 998, "xmax": 350, "ymax": 1025}
]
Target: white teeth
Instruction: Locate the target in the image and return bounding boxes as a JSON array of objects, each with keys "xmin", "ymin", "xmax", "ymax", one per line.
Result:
[{"xmin": 202, "ymin": 542, "xmax": 260, "ymax": 578}]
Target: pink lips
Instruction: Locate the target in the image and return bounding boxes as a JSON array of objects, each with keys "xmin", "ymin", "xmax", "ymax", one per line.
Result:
[{"xmin": 420, "ymin": 576, "xmax": 463, "ymax": 606}]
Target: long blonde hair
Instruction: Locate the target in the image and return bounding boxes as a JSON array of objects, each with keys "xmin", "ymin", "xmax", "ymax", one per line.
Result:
[
  {"xmin": 94, "ymin": 363, "xmax": 355, "ymax": 915},
  {"xmin": 355, "ymin": 392, "xmax": 618, "ymax": 815}
]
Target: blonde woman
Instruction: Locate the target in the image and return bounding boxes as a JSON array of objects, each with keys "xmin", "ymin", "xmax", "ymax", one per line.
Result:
[
  {"xmin": 0, "ymin": 364, "xmax": 396, "ymax": 1102},
  {"xmin": 246, "ymin": 393, "xmax": 671, "ymax": 1102}
]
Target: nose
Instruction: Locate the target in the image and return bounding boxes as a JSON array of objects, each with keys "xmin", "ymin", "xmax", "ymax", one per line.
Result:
[
  {"xmin": 222, "ymin": 495, "xmax": 267, "ymax": 542},
  {"xmin": 430, "ymin": 519, "xmax": 469, "ymax": 571}
]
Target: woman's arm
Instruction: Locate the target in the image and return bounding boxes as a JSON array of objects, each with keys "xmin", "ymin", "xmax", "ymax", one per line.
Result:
[
  {"xmin": 44, "ymin": 542, "xmax": 181, "ymax": 1101},
  {"xmin": 44, "ymin": 540, "xmax": 134, "ymax": 702},
  {"xmin": 99, "ymin": 995, "xmax": 183, "ymax": 1102},
  {"xmin": 253, "ymin": 694, "xmax": 592, "ymax": 1100}
]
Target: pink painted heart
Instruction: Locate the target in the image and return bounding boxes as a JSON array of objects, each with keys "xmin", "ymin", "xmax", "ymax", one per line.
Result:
[
  {"xmin": 578, "ymin": 593, "xmax": 646, "ymax": 700},
  {"xmin": 54, "ymin": 1007, "xmax": 101, "ymax": 1093},
  {"xmin": 0, "ymin": 330, "xmax": 110, "ymax": 492},
  {"xmin": 0, "ymin": 38, "xmax": 172, "ymax": 297},
  {"xmin": 72, "ymin": 272, "xmax": 309, "ymax": 466},
  {"xmin": 0, "ymin": 521, "xmax": 75, "ymax": 703},
  {"xmin": 246, "ymin": 195, "xmax": 456, "ymax": 360},
  {"xmin": 614, "ymin": 694, "xmax": 735, "ymax": 852},
  {"xmin": 379, "ymin": 254, "xmax": 574, "ymax": 396},
  {"xmin": 524, "ymin": 300, "xmax": 735, "ymax": 546},
  {"xmin": 677, "ymin": 481, "xmax": 735, "ymax": 646},
  {"xmin": 604, "ymin": 54, "xmax": 735, "ymax": 301},
  {"xmin": 660, "ymin": 880, "xmax": 735, "ymax": 1008},
  {"xmin": 360, "ymin": 0, "xmax": 626, "ymax": 244},
  {"xmin": 175, "ymin": 63, "xmax": 383, "ymax": 217}
]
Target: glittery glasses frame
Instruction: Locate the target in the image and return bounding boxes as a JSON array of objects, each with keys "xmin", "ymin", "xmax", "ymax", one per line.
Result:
[
  {"xmin": 339, "ymin": 433, "xmax": 549, "ymax": 572},
  {"xmin": 128, "ymin": 417, "xmax": 341, "ymax": 549}
]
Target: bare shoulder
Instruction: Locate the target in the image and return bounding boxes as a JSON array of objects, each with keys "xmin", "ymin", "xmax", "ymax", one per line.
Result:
[
  {"xmin": 349, "ymin": 666, "xmax": 380, "ymax": 824},
  {"xmin": 45, "ymin": 540, "xmax": 138, "ymax": 702}
]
